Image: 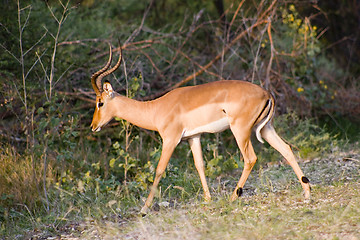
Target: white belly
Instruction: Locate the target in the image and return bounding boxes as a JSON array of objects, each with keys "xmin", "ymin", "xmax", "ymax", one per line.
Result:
[{"xmin": 182, "ymin": 118, "xmax": 230, "ymax": 138}]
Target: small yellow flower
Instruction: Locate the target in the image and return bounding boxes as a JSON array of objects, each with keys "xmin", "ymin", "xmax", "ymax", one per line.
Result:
[
  {"xmin": 289, "ymin": 4, "xmax": 295, "ymax": 12},
  {"xmin": 324, "ymin": 85, "xmax": 328, "ymax": 89},
  {"xmin": 297, "ymin": 87, "xmax": 304, "ymax": 93},
  {"xmin": 261, "ymin": 43, "xmax": 266, "ymax": 48},
  {"xmin": 288, "ymin": 14, "xmax": 294, "ymax": 22},
  {"xmin": 319, "ymin": 80, "xmax": 324, "ymax": 85},
  {"xmin": 312, "ymin": 26, "xmax": 317, "ymax": 31}
]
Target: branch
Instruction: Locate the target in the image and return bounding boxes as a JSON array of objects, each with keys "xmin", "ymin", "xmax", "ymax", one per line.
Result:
[
  {"xmin": 167, "ymin": 44, "xmax": 224, "ymax": 80},
  {"xmin": 57, "ymin": 90, "xmax": 95, "ymax": 103},
  {"xmin": 265, "ymin": 18, "xmax": 274, "ymax": 90},
  {"xmin": 125, "ymin": 0, "xmax": 154, "ymax": 44},
  {"xmin": 227, "ymin": 0, "xmax": 246, "ymax": 42},
  {"xmin": 173, "ymin": 20, "xmax": 268, "ymax": 89},
  {"xmin": 141, "ymin": 18, "xmax": 268, "ymax": 100},
  {"xmin": 139, "ymin": 49, "xmax": 167, "ymax": 80}
]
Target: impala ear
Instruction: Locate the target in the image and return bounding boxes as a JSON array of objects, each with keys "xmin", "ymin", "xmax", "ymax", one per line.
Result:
[{"xmin": 103, "ymin": 81, "xmax": 113, "ymax": 96}]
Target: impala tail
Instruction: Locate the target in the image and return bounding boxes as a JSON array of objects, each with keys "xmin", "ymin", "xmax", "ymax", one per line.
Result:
[{"xmin": 255, "ymin": 94, "xmax": 275, "ymax": 144}]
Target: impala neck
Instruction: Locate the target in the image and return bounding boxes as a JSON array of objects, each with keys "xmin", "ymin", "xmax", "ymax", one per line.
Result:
[{"xmin": 110, "ymin": 94, "xmax": 157, "ymax": 131}]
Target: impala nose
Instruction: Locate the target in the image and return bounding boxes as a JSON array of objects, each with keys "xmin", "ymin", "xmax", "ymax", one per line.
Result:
[{"xmin": 91, "ymin": 126, "xmax": 101, "ymax": 132}]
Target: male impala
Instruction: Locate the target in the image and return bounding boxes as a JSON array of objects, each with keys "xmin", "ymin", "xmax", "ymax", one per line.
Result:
[{"xmin": 90, "ymin": 44, "xmax": 311, "ymax": 214}]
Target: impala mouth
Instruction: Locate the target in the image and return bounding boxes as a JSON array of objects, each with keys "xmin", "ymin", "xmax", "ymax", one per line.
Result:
[{"xmin": 91, "ymin": 125, "xmax": 101, "ymax": 132}]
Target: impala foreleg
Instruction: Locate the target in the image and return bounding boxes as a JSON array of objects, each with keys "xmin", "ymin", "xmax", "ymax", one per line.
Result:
[
  {"xmin": 141, "ymin": 140, "xmax": 177, "ymax": 215},
  {"xmin": 261, "ymin": 124, "xmax": 311, "ymax": 199},
  {"xmin": 188, "ymin": 136, "xmax": 211, "ymax": 202},
  {"xmin": 229, "ymin": 126, "xmax": 257, "ymax": 202}
]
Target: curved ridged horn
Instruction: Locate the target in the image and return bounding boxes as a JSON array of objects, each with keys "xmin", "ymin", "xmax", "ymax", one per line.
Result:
[
  {"xmin": 95, "ymin": 42, "xmax": 122, "ymax": 92},
  {"xmin": 91, "ymin": 44, "xmax": 113, "ymax": 96}
]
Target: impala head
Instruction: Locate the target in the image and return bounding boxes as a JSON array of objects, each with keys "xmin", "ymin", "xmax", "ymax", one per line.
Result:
[{"xmin": 90, "ymin": 43, "xmax": 122, "ymax": 132}]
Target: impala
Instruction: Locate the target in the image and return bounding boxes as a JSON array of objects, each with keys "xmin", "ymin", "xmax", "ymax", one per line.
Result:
[{"xmin": 90, "ymin": 44, "xmax": 311, "ymax": 214}]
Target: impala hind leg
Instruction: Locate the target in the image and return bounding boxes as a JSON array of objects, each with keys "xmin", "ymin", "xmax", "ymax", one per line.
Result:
[
  {"xmin": 261, "ymin": 124, "xmax": 311, "ymax": 199},
  {"xmin": 229, "ymin": 126, "xmax": 257, "ymax": 202},
  {"xmin": 141, "ymin": 140, "xmax": 177, "ymax": 215},
  {"xmin": 189, "ymin": 136, "xmax": 211, "ymax": 202}
]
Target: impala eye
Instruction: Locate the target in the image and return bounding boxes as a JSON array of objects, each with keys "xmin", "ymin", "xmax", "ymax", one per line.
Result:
[{"xmin": 98, "ymin": 102, "xmax": 104, "ymax": 108}]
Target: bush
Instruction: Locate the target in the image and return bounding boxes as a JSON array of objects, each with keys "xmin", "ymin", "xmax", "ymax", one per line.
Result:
[
  {"xmin": 0, "ymin": 1, "xmax": 358, "ymax": 238},
  {"xmin": 0, "ymin": 144, "xmax": 45, "ymax": 215},
  {"xmin": 257, "ymin": 112, "xmax": 340, "ymax": 164}
]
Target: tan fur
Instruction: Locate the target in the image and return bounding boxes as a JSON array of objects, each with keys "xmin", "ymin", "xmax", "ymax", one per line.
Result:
[{"xmin": 91, "ymin": 80, "xmax": 311, "ymax": 215}]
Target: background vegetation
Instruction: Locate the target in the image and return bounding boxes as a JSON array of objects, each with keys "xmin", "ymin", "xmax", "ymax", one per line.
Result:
[{"xmin": 0, "ymin": 0, "xmax": 359, "ymax": 239}]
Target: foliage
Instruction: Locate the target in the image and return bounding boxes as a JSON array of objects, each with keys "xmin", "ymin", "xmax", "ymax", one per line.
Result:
[
  {"xmin": 257, "ymin": 112, "xmax": 340, "ymax": 164},
  {"xmin": 0, "ymin": 144, "xmax": 44, "ymax": 214},
  {"xmin": 0, "ymin": 0, "xmax": 359, "ymax": 238},
  {"xmin": 108, "ymin": 182, "xmax": 360, "ymax": 240}
]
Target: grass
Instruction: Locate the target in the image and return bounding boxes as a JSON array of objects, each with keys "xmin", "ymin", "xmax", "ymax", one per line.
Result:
[
  {"xmin": 7, "ymin": 147, "xmax": 358, "ymax": 240},
  {"xmin": 62, "ymin": 182, "xmax": 360, "ymax": 240},
  {"xmin": 116, "ymin": 183, "xmax": 359, "ymax": 240}
]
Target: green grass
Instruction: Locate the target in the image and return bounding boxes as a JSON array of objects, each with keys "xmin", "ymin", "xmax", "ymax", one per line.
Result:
[
  {"xmin": 3, "ymin": 148, "xmax": 358, "ymax": 240},
  {"xmin": 57, "ymin": 182, "xmax": 360, "ymax": 240}
]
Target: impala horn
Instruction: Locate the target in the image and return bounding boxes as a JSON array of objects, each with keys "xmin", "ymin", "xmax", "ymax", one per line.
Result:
[
  {"xmin": 91, "ymin": 44, "xmax": 113, "ymax": 96},
  {"xmin": 95, "ymin": 42, "xmax": 123, "ymax": 95}
]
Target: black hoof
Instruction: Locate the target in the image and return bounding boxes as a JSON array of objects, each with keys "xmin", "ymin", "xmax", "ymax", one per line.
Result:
[
  {"xmin": 236, "ymin": 187, "xmax": 243, "ymax": 197},
  {"xmin": 302, "ymin": 176, "xmax": 310, "ymax": 184}
]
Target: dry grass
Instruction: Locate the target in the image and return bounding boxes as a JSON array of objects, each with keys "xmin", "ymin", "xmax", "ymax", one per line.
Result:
[
  {"xmin": 0, "ymin": 145, "xmax": 44, "ymax": 208},
  {"xmin": 3, "ymin": 146, "xmax": 359, "ymax": 240},
  {"xmin": 78, "ymin": 182, "xmax": 359, "ymax": 240},
  {"xmin": 65, "ymin": 150, "xmax": 360, "ymax": 240}
]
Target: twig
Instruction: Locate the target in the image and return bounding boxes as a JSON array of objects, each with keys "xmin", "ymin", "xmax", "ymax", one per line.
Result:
[
  {"xmin": 343, "ymin": 157, "xmax": 360, "ymax": 163},
  {"xmin": 125, "ymin": 0, "xmax": 154, "ymax": 44},
  {"xmin": 226, "ymin": 0, "xmax": 245, "ymax": 42},
  {"xmin": 0, "ymin": 43, "xmax": 20, "ymax": 63},
  {"xmin": 251, "ymin": 23, "xmax": 268, "ymax": 84},
  {"xmin": 139, "ymin": 49, "xmax": 167, "ymax": 80},
  {"xmin": 173, "ymin": 20, "xmax": 268, "ymax": 89},
  {"xmin": 47, "ymin": 0, "xmax": 71, "ymax": 100},
  {"xmin": 170, "ymin": 8, "xmax": 205, "ymax": 65},
  {"xmin": 143, "ymin": 0, "xmax": 277, "ymax": 100},
  {"xmin": 57, "ymin": 90, "xmax": 96, "ymax": 103},
  {"xmin": 57, "ymin": 38, "xmax": 104, "ymax": 46},
  {"xmin": 167, "ymin": 44, "xmax": 224, "ymax": 80},
  {"xmin": 142, "ymin": 18, "xmax": 268, "ymax": 100},
  {"xmin": 265, "ymin": 14, "xmax": 276, "ymax": 90}
]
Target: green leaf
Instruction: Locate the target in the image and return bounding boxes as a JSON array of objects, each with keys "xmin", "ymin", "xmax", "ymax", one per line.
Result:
[
  {"xmin": 37, "ymin": 107, "xmax": 44, "ymax": 114},
  {"xmin": 109, "ymin": 158, "xmax": 116, "ymax": 168},
  {"xmin": 113, "ymin": 141, "xmax": 120, "ymax": 149}
]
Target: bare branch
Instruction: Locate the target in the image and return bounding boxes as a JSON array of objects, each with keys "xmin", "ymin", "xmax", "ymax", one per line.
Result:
[
  {"xmin": 0, "ymin": 43, "xmax": 20, "ymax": 63},
  {"xmin": 24, "ymin": 29, "xmax": 48, "ymax": 57},
  {"xmin": 171, "ymin": 19, "xmax": 268, "ymax": 90},
  {"xmin": 21, "ymin": 5, "xmax": 32, "ymax": 33},
  {"xmin": 57, "ymin": 38, "xmax": 104, "ymax": 46},
  {"xmin": 125, "ymin": 0, "xmax": 154, "ymax": 44},
  {"xmin": 265, "ymin": 18, "xmax": 275, "ymax": 90},
  {"xmin": 139, "ymin": 49, "xmax": 166, "ymax": 80},
  {"xmin": 227, "ymin": 0, "xmax": 246, "ymax": 42}
]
